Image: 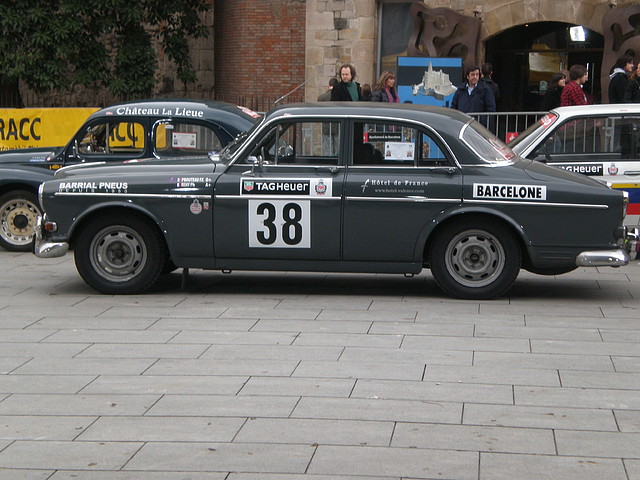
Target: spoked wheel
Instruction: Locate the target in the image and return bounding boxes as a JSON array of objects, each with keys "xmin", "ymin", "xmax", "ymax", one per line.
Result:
[
  {"xmin": 74, "ymin": 214, "xmax": 166, "ymax": 294},
  {"xmin": 0, "ymin": 190, "xmax": 41, "ymax": 252},
  {"xmin": 429, "ymin": 219, "xmax": 521, "ymax": 300}
]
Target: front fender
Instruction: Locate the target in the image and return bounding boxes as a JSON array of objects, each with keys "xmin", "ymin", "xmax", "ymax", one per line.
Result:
[{"xmin": 66, "ymin": 201, "xmax": 169, "ymax": 248}]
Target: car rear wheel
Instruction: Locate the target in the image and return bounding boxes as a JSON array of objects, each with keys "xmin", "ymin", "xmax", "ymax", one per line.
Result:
[
  {"xmin": 74, "ymin": 214, "xmax": 166, "ymax": 294},
  {"xmin": 429, "ymin": 219, "xmax": 521, "ymax": 300},
  {"xmin": 0, "ymin": 190, "xmax": 41, "ymax": 252}
]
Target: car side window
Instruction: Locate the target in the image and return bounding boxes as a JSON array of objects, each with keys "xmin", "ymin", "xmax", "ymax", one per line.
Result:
[
  {"xmin": 352, "ymin": 121, "xmax": 450, "ymax": 166},
  {"xmin": 239, "ymin": 121, "xmax": 341, "ymax": 165},
  {"xmin": 531, "ymin": 116, "xmax": 640, "ymax": 160},
  {"xmin": 154, "ymin": 121, "xmax": 224, "ymax": 157},
  {"xmin": 78, "ymin": 122, "xmax": 145, "ymax": 155}
]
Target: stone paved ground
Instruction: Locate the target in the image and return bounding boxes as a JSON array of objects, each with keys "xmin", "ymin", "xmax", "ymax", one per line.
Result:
[{"xmin": 0, "ymin": 250, "xmax": 639, "ymax": 480}]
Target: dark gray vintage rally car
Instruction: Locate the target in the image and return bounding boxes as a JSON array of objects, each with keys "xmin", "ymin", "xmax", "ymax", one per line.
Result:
[
  {"xmin": 0, "ymin": 99, "xmax": 258, "ymax": 251},
  {"xmin": 34, "ymin": 103, "xmax": 633, "ymax": 299}
]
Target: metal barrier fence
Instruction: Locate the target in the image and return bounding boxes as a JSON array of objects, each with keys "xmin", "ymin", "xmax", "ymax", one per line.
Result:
[{"xmin": 468, "ymin": 111, "xmax": 547, "ymax": 142}]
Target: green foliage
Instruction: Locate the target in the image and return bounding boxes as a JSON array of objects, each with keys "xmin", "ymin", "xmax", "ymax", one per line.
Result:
[{"xmin": 0, "ymin": 0, "xmax": 210, "ymax": 98}]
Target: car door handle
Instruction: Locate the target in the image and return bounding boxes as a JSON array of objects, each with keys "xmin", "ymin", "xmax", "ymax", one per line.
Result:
[
  {"xmin": 315, "ymin": 166, "xmax": 340, "ymax": 174},
  {"xmin": 623, "ymin": 171, "xmax": 640, "ymax": 176}
]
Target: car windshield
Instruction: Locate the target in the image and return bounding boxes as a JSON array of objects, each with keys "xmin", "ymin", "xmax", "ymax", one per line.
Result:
[
  {"xmin": 461, "ymin": 121, "xmax": 515, "ymax": 164},
  {"xmin": 508, "ymin": 112, "xmax": 559, "ymax": 149},
  {"xmin": 216, "ymin": 119, "xmax": 264, "ymax": 164}
]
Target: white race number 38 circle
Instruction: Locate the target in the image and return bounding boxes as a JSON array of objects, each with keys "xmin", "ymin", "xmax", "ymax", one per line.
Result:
[{"xmin": 248, "ymin": 200, "xmax": 311, "ymax": 248}]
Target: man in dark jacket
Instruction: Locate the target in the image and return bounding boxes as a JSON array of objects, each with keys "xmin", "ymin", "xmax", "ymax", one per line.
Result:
[
  {"xmin": 331, "ymin": 64, "xmax": 362, "ymax": 101},
  {"xmin": 451, "ymin": 65, "xmax": 496, "ymax": 127},
  {"xmin": 480, "ymin": 63, "xmax": 500, "ymax": 108},
  {"xmin": 608, "ymin": 54, "xmax": 634, "ymax": 103}
]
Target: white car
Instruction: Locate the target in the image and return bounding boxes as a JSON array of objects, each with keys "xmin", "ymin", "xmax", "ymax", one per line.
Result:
[{"xmin": 509, "ymin": 104, "xmax": 640, "ymax": 228}]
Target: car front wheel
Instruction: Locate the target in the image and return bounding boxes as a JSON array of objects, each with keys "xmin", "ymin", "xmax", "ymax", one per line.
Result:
[
  {"xmin": 0, "ymin": 190, "xmax": 41, "ymax": 252},
  {"xmin": 429, "ymin": 219, "xmax": 521, "ymax": 300},
  {"xmin": 74, "ymin": 214, "xmax": 166, "ymax": 294}
]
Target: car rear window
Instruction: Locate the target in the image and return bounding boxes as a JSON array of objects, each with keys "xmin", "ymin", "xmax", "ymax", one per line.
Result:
[{"xmin": 461, "ymin": 122, "xmax": 515, "ymax": 164}]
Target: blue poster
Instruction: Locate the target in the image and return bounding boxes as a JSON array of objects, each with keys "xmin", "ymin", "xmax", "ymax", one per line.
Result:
[{"xmin": 397, "ymin": 57, "xmax": 463, "ymax": 107}]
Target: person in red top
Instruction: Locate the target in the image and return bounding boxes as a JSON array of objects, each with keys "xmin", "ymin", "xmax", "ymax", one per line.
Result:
[{"xmin": 560, "ymin": 64, "xmax": 589, "ymax": 106}]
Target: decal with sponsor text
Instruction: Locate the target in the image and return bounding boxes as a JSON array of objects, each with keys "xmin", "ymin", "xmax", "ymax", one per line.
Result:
[
  {"xmin": 473, "ymin": 183, "xmax": 547, "ymax": 200},
  {"xmin": 240, "ymin": 178, "xmax": 332, "ymax": 197}
]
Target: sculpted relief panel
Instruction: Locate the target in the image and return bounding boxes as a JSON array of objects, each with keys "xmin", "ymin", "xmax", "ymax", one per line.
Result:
[{"xmin": 407, "ymin": 2, "xmax": 481, "ymax": 70}]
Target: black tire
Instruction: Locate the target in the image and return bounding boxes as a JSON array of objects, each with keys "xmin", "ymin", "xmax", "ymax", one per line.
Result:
[
  {"xmin": 0, "ymin": 190, "xmax": 41, "ymax": 252},
  {"xmin": 429, "ymin": 219, "xmax": 521, "ymax": 300},
  {"xmin": 74, "ymin": 213, "xmax": 166, "ymax": 294}
]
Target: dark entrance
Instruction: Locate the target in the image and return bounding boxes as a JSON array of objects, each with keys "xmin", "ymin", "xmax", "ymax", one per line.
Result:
[{"xmin": 486, "ymin": 22, "xmax": 604, "ymax": 111}]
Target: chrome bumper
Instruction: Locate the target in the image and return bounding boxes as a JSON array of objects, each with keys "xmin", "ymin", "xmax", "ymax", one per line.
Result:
[
  {"xmin": 33, "ymin": 216, "xmax": 69, "ymax": 259},
  {"xmin": 576, "ymin": 249, "xmax": 630, "ymax": 267}
]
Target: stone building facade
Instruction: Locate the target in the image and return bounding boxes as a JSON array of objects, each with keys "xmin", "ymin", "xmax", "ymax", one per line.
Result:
[{"xmin": 14, "ymin": 0, "xmax": 640, "ymax": 110}]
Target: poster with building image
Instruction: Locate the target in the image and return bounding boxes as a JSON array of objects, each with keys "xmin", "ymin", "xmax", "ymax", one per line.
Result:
[{"xmin": 396, "ymin": 57, "xmax": 463, "ymax": 107}]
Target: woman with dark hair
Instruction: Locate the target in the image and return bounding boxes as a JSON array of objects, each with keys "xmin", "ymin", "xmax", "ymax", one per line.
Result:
[
  {"xmin": 371, "ymin": 71, "xmax": 400, "ymax": 103},
  {"xmin": 624, "ymin": 62, "xmax": 640, "ymax": 103},
  {"xmin": 541, "ymin": 72, "xmax": 566, "ymax": 110}
]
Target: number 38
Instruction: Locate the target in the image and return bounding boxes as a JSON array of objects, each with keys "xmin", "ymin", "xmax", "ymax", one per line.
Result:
[{"xmin": 248, "ymin": 200, "xmax": 311, "ymax": 248}]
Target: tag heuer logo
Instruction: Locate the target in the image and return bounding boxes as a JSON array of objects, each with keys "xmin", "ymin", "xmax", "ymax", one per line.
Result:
[{"xmin": 243, "ymin": 181, "xmax": 254, "ymax": 192}]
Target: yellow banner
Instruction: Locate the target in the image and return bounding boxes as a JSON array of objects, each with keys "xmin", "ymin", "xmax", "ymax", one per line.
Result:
[{"xmin": 0, "ymin": 108, "xmax": 100, "ymax": 151}]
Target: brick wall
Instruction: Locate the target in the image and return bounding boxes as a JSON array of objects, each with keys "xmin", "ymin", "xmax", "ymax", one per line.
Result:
[{"xmin": 214, "ymin": 0, "xmax": 306, "ymax": 111}]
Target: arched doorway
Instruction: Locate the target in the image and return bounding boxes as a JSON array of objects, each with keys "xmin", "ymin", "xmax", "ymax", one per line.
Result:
[{"xmin": 486, "ymin": 22, "xmax": 604, "ymax": 111}]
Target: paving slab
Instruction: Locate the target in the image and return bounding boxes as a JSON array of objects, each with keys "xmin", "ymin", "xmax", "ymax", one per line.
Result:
[
  {"xmin": 339, "ymin": 346, "xmax": 472, "ymax": 365},
  {"xmin": 556, "ymin": 430, "xmax": 640, "ymax": 458},
  {"xmin": 237, "ymin": 377, "xmax": 355, "ymax": 397},
  {"xmin": 479, "ymin": 452, "xmax": 627, "ymax": 480},
  {"xmin": 145, "ymin": 394, "xmax": 298, "ymax": 417},
  {"xmin": 200, "ymin": 344, "xmax": 343, "ymax": 361},
  {"xmin": 0, "ymin": 415, "xmax": 96, "ymax": 440},
  {"xmin": 0, "ymin": 394, "xmax": 159, "ymax": 416},
  {"xmin": 234, "ymin": 417, "xmax": 393, "ymax": 446},
  {"xmin": 515, "ymin": 385, "xmax": 640, "ymax": 409},
  {"xmin": 292, "ymin": 332, "xmax": 403, "ymax": 348},
  {"xmin": 79, "ymin": 375, "xmax": 249, "ymax": 395},
  {"xmin": 401, "ymin": 335, "xmax": 530, "ymax": 352},
  {"xmin": 74, "ymin": 344, "xmax": 209, "ymax": 359},
  {"xmin": 391, "ymin": 422, "xmax": 556, "ymax": 454},
  {"xmin": 614, "ymin": 409, "xmax": 640, "ymax": 432},
  {"xmin": 291, "ymin": 397, "xmax": 462, "ymax": 423},
  {"xmin": 13, "ymin": 358, "xmax": 156, "ymax": 375},
  {"xmin": 0, "ymin": 374, "xmax": 95, "ymax": 394},
  {"xmin": 0, "ymin": 440, "xmax": 142, "ymax": 470},
  {"xmin": 292, "ymin": 360, "xmax": 424, "ymax": 380},
  {"xmin": 463, "ymin": 403, "xmax": 619, "ymax": 431},
  {"xmin": 0, "ymin": 469, "xmax": 54, "ymax": 480},
  {"xmin": 307, "ymin": 445, "xmax": 478, "ymax": 479},
  {"xmin": 473, "ymin": 351, "xmax": 615, "ymax": 371},
  {"xmin": 351, "ymin": 378, "xmax": 514, "ymax": 404},
  {"xmin": 49, "ymin": 473, "xmax": 226, "ymax": 480},
  {"xmin": 143, "ymin": 359, "xmax": 298, "ymax": 376},
  {"xmin": 77, "ymin": 416, "xmax": 246, "ymax": 442},
  {"xmin": 250, "ymin": 319, "xmax": 372, "ymax": 333},
  {"xmin": 123, "ymin": 442, "xmax": 314, "ymax": 473},
  {"xmin": 423, "ymin": 364, "xmax": 560, "ymax": 386},
  {"xmin": 560, "ymin": 370, "xmax": 640, "ymax": 389}
]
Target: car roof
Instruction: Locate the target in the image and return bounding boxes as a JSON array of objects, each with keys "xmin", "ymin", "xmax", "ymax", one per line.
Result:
[
  {"xmin": 88, "ymin": 98, "xmax": 259, "ymax": 130},
  {"xmin": 263, "ymin": 102, "xmax": 472, "ymax": 136},
  {"xmin": 266, "ymin": 102, "xmax": 471, "ymax": 123},
  {"xmin": 550, "ymin": 103, "xmax": 640, "ymax": 116}
]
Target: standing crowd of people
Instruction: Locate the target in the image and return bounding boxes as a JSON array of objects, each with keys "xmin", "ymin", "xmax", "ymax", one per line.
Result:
[
  {"xmin": 319, "ymin": 53, "xmax": 640, "ymax": 115},
  {"xmin": 317, "ymin": 64, "xmax": 401, "ymax": 103}
]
